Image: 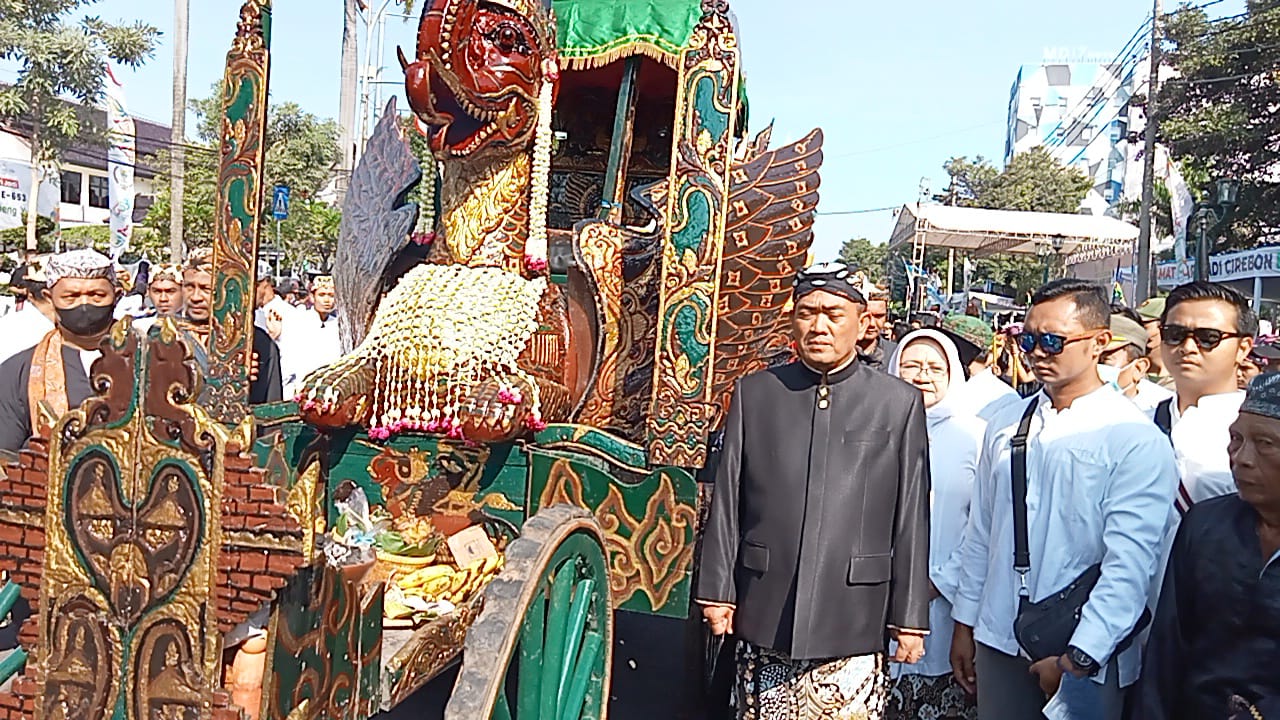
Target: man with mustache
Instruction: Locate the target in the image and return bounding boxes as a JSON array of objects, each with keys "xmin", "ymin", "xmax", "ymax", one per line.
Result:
[
  {"xmin": 180, "ymin": 249, "xmax": 282, "ymax": 405},
  {"xmin": 0, "ymin": 249, "xmax": 121, "ymax": 452},
  {"xmin": 699, "ymin": 262, "xmax": 931, "ymax": 719}
]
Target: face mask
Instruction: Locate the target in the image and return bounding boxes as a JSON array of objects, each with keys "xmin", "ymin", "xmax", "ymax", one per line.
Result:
[
  {"xmin": 1097, "ymin": 363, "xmax": 1123, "ymax": 392},
  {"xmin": 56, "ymin": 303, "xmax": 116, "ymax": 336}
]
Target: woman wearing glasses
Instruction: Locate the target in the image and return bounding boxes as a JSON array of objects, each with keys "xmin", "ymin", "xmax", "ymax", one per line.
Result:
[{"xmin": 886, "ymin": 330, "xmax": 986, "ymax": 720}]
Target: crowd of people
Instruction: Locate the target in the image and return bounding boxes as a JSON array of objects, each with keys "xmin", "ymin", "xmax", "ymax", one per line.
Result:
[
  {"xmin": 699, "ymin": 263, "xmax": 1280, "ymax": 720},
  {"xmin": 0, "ymin": 248, "xmax": 344, "ymax": 454},
  {"xmin": 3, "ymin": 248, "xmax": 1280, "ymax": 719}
]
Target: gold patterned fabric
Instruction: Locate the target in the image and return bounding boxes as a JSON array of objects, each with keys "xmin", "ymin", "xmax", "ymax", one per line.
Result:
[{"xmin": 735, "ymin": 642, "xmax": 887, "ymax": 720}]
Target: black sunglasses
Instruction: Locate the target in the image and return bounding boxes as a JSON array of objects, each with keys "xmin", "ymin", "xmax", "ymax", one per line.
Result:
[
  {"xmin": 1017, "ymin": 331, "xmax": 1101, "ymax": 356},
  {"xmin": 1161, "ymin": 324, "xmax": 1246, "ymax": 351}
]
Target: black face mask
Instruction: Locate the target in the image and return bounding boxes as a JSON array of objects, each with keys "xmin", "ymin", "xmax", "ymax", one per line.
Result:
[{"xmin": 56, "ymin": 303, "xmax": 116, "ymax": 337}]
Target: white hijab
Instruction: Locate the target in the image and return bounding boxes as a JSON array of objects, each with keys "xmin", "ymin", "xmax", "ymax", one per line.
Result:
[{"xmin": 887, "ymin": 329, "xmax": 968, "ymax": 423}]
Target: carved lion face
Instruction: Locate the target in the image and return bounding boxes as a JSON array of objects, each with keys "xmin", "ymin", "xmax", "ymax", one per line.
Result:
[{"xmin": 403, "ymin": 0, "xmax": 557, "ymax": 158}]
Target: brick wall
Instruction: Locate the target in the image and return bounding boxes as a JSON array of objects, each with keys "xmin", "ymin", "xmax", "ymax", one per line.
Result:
[
  {"xmin": 0, "ymin": 440, "xmax": 48, "ymax": 653},
  {"xmin": 216, "ymin": 453, "xmax": 308, "ymax": 634}
]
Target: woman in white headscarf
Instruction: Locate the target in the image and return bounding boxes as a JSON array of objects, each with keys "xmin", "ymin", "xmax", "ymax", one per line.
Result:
[{"xmin": 886, "ymin": 329, "xmax": 987, "ymax": 720}]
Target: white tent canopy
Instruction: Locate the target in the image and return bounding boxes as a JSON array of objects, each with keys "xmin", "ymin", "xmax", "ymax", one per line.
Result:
[{"xmin": 888, "ymin": 204, "xmax": 1139, "ymax": 265}]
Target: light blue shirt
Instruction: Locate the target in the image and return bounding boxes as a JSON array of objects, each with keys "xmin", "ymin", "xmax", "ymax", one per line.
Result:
[{"xmin": 951, "ymin": 385, "xmax": 1177, "ymax": 687}]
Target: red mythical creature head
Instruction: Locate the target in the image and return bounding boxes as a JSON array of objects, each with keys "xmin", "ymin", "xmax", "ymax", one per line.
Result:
[{"xmin": 401, "ymin": 0, "xmax": 558, "ymax": 158}]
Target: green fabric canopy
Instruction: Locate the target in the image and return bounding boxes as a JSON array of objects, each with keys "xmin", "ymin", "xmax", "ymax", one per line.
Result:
[{"xmin": 553, "ymin": 0, "xmax": 704, "ymax": 69}]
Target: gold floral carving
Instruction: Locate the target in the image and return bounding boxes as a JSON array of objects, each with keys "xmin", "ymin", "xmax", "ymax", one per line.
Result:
[
  {"xmin": 539, "ymin": 459, "xmax": 696, "ymax": 611},
  {"xmin": 38, "ymin": 332, "xmax": 225, "ymax": 720},
  {"xmin": 384, "ymin": 594, "xmax": 484, "ymax": 707},
  {"xmin": 574, "ymin": 222, "xmax": 626, "ymax": 426},
  {"xmin": 440, "ymin": 152, "xmax": 531, "ymax": 271},
  {"xmin": 285, "ymin": 460, "xmax": 324, "ymax": 559}
]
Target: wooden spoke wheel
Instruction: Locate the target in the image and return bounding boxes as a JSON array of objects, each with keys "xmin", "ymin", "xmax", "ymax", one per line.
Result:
[{"xmin": 446, "ymin": 505, "xmax": 613, "ymax": 720}]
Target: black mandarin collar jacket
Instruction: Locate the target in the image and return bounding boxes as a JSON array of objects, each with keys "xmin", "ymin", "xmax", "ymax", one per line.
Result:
[{"xmin": 697, "ymin": 360, "xmax": 932, "ymax": 660}]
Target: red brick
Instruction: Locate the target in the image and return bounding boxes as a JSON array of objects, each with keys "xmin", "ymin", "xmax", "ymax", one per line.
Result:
[
  {"xmin": 229, "ymin": 572, "xmax": 252, "ymax": 587},
  {"xmin": 0, "ymin": 525, "xmax": 23, "ymax": 544},
  {"xmin": 248, "ymin": 485, "xmax": 276, "ymax": 502},
  {"xmin": 0, "ymin": 693, "xmax": 19, "ymax": 710},
  {"xmin": 250, "ymin": 574, "xmax": 277, "ymax": 592},
  {"xmin": 239, "ymin": 553, "xmax": 266, "ymax": 572},
  {"xmin": 11, "ymin": 678, "xmax": 34, "ymax": 697}
]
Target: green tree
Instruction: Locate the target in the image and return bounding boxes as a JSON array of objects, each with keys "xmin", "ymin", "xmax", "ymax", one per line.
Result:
[
  {"xmin": 0, "ymin": 1, "xmax": 160, "ymax": 250},
  {"xmin": 1159, "ymin": 1, "xmax": 1280, "ymax": 247},
  {"xmin": 150, "ymin": 88, "xmax": 342, "ymax": 271},
  {"xmin": 936, "ymin": 149, "xmax": 1093, "ymax": 297},
  {"xmin": 837, "ymin": 237, "xmax": 888, "ymax": 275}
]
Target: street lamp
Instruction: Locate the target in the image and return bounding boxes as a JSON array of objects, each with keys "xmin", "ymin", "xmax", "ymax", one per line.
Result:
[
  {"xmin": 1188, "ymin": 177, "xmax": 1242, "ymax": 281},
  {"xmin": 1038, "ymin": 236, "xmax": 1066, "ymax": 284}
]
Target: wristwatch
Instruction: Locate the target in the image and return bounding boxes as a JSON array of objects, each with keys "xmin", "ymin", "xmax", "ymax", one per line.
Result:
[{"xmin": 1066, "ymin": 646, "xmax": 1101, "ymax": 677}]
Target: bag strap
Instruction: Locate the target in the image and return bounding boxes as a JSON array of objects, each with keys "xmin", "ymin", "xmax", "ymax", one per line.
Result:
[
  {"xmin": 1154, "ymin": 398, "xmax": 1173, "ymax": 438},
  {"xmin": 1011, "ymin": 397, "xmax": 1039, "ymax": 597}
]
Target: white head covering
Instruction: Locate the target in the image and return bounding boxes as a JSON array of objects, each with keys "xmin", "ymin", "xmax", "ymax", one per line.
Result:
[
  {"xmin": 888, "ymin": 329, "xmax": 968, "ymax": 421},
  {"xmin": 45, "ymin": 249, "xmax": 117, "ymax": 288}
]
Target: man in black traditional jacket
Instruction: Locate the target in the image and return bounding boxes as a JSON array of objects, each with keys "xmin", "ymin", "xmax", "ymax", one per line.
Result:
[
  {"xmin": 1129, "ymin": 371, "xmax": 1280, "ymax": 720},
  {"xmin": 698, "ymin": 262, "xmax": 932, "ymax": 719}
]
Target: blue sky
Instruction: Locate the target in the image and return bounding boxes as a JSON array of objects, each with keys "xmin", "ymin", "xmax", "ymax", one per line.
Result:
[{"xmin": 1, "ymin": 0, "xmax": 1246, "ymax": 261}]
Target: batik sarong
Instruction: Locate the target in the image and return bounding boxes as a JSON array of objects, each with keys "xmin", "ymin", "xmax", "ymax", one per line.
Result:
[
  {"xmin": 735, "ymin": 641, "xmax": 887, "ymax": 720},
  {"xmin": 886, "ymin": 673, "xmax": 977, "ymax": 720}
]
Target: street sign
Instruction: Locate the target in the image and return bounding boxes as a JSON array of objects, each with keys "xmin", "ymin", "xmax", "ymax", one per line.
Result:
[{"xmin": 272, "ymin": 185, "xmax": 290, "ymax": 221}]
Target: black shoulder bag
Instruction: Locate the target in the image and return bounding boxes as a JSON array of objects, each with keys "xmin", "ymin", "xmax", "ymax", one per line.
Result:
[{"xmin": 1011, "ymin": 398, "xmax": 1151, "ymax": 661}]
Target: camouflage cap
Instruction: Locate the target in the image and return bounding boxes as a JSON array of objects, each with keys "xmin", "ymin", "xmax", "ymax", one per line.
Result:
[
  {"xmin": 1106, "ymin": 314, "xmax": 1150, "ymax": 355},
  {"xmin": 1136, "ymin": 297, "xmax": 1166, "ymax": 322},
  {"xmin": 940, "ymin": 314, "xmax": 994, "ymax": 353}
]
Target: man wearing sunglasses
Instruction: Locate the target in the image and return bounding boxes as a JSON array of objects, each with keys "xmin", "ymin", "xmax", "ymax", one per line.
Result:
[
  {"xmin": 950, "ymin": 279, "xmax": 1177, "ymax": 720},
  {"xmin": 1154, "ymin": 281, "xmax": 1256, "ymax": 514}
]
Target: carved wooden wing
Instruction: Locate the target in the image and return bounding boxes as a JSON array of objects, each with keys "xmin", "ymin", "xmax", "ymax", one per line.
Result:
[
  {"xmin": 335, "ymin": 97, "xmax": 423, "ymax": 352},
  {"xmin": 711, "ymin": 127, "xmax": 823, "ymax": 427}
]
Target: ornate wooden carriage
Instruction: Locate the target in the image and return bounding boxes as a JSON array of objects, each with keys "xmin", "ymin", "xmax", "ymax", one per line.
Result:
[{"xmin": 0, "ymin": 1, "xmax": 824, "ymax": 719}]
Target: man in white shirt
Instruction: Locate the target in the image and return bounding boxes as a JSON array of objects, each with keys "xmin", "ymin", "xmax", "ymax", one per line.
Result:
[
  {"xmin": 0, "ymin": 258, "xmax": 55, "ymax": 364},
  {"xmin": 1100, "ymin": 313, "xmax": 1173, "ymax": 412},
  {"xmin": 253, "ymin": 272, "xmax": 296, "ymax": 342},
  {"xmin": 132, "ymin": 264, "xmax": 185, "ymax": 334},
  {"xmin": 950, "ymin": 279, "xmax": 1178, "ymax": 720},
  {"xmin": 1152, "ymin": 281, "xmax": 1256, "ymax": 513},
  {"xmin": 280, "ymin": 275, "xmax": 343, "ymax": 398}
]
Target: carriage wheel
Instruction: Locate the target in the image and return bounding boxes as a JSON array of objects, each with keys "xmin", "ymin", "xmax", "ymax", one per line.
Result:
[{"xmin": 445, "ymin": 504, "xmax": 613, "ymax": 720}]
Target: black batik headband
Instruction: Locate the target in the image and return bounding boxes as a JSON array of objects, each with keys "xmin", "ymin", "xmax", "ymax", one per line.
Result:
[{"xmin": 792, "ymin": 262, "xmax": 867, "ymax": 305}]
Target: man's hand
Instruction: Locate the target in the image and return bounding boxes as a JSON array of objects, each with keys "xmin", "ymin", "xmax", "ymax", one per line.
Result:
[
  {"xmin": 950, "ymin": 623, "xmax": 977, "ymax": 695},
  {"xmin": 266, "ymin": 308, "xmax": 283, "ymax": 340},
  {"xmin": 1029, "ymin": 655, "xmax": 1066, "ymax": 698},
  {"xmin": 929, "ymin": 581, "xmax": 942, "ymax": 601},
  {"xmin": 702, "ymin": 604, "xmax": 734, "ymax": 636},
  {"xmin": 893, "ymin": 630, "xmax": 926, "ymax": 664},
  {"xmin": 250, "ymin": 351, "xmax": 260, "ymax": 383}
]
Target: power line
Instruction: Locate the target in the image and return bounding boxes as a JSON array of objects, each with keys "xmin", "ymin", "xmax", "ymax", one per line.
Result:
[
  {"xmin": 1041, "ymin": 20, "xmax": 1152, "ymax": 152},
  {"xmin": 815, "ymin": 206, "xmax": 898, "ymax": 216}
]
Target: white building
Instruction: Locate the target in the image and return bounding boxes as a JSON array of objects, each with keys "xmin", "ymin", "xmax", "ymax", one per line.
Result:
[
  {"xmin": 0, "ymin": 108, "xmax": 168, "ymax": 234},
  {"xmin": 1005, "ymin": 49, "xmax": 1148, "ymax": 217}
]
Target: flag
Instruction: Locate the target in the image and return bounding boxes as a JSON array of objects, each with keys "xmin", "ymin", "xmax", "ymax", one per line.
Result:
[
  {"xmin": 105, "ymin": 65, "xmax": 136, "ymax": 261},
  {"xmin": 1161, "ymin": 147, "xmax": 1195, "ymax": 264}
]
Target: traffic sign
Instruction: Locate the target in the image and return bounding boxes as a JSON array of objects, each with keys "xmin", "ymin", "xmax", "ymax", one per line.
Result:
[{"xmin": 272, "ymin": 185, "xmax": 290, "ymax": 221}]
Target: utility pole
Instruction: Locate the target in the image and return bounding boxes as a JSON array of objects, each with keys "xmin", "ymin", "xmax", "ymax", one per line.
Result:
[
  {"xmin": 169, "ymin": 0, "xmax": 190, "ymax": 263},
  {"xmin": 338, "ymin": 0, "xmax": 359, "ymax": 199},
  {"xmin": 1135, "ymin": 0, "xmax": 1162, "ymax": 303}
]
